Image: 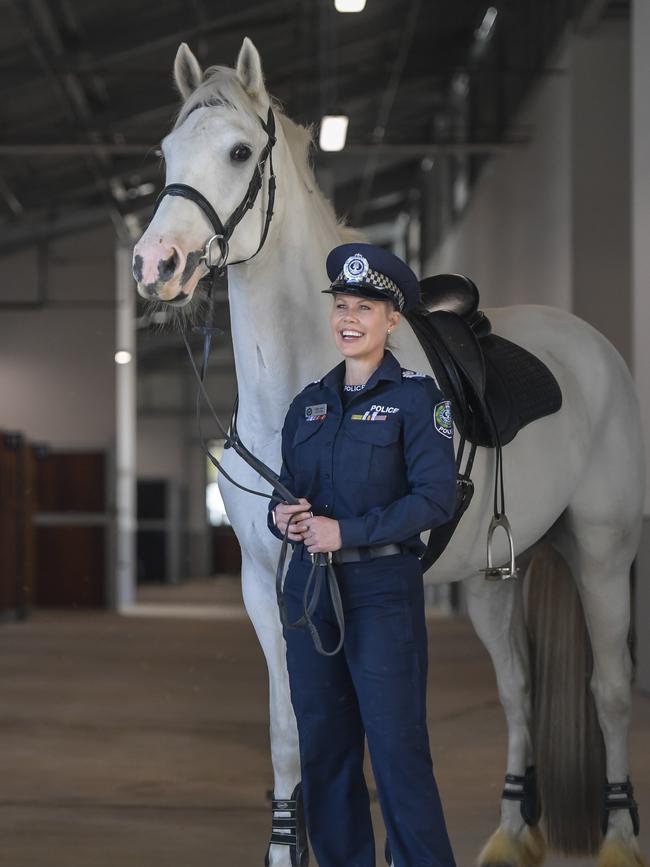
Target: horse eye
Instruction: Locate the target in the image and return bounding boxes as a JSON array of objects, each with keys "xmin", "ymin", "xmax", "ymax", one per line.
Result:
[{"xmin": 230, "ymin": 143, "xmax": 252, "ymax": 162}]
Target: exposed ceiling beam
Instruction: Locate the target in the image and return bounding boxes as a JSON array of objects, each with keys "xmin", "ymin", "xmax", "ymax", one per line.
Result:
[
  {"xmin": 0, "ymin": 139, "xmax": 527, "ymax": 157},
  {"xmin": 59, "ymin": 0, "xmax": 289, "ymax": 73},
  {"xmin": 7, "ymin": 0, "xmax": 139, "ymax": 243}
]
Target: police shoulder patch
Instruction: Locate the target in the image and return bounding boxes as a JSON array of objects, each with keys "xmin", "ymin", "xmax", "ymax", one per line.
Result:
[
  {"xmin": 401, "ymin": 369, "xmax": 426, "ymax": 378},
  {"xmin": 433, "ymin": 400, "xmax": 453, "ymax": 438}
]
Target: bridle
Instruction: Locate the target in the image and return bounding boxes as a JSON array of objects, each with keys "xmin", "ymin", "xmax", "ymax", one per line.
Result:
[
  {"xmin": 153, "ymin": 105, "xmax": 278, "ymax": 277},
  {"xmin": 150, "ymin": 105, "xmax": 345, "ymax": 656}
]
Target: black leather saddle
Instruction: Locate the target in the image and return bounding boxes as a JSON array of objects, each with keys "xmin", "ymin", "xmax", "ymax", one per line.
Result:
[{"xmin": 406, "ymin": 274, "xmax": 562, "ymax": 449}]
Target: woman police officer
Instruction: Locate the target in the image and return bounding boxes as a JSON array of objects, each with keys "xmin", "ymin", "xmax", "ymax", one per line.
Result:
[{"xmin": 268, "ymin": 243, "xmax": 458, "ymax": 867}]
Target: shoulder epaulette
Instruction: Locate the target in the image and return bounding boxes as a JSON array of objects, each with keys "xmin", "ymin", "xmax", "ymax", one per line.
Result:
[{"xmin": 401, "ymin": 369, "xmax": 427, "ymax": 378}]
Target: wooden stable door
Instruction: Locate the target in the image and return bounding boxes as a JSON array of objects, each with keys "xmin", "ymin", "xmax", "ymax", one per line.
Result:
[
  {"xmin": 0, "ymin": 433, "xmax": 36, "ymax": 619},
  {"xmin": 34, "ymin": 451, "xmax": 107, "ymax": 608}
]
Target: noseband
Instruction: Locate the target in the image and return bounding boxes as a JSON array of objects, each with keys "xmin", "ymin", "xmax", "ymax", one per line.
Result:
[{"xmin": 152, "ymin": 105, "xmax": 277, "ymax": 276}]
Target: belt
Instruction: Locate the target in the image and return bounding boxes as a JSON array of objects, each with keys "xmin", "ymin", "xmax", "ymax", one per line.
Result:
[{"xmin": 332, "ymin": 543, "xmax": 403, "ymax": 563}]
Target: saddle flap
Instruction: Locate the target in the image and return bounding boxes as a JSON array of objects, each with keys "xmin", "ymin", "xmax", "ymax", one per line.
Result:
[{"xmin": 428, "ymin": 310, "xmax": 487, "ymax": 401}]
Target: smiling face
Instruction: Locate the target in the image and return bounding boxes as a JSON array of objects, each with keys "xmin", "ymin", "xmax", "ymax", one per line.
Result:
[
  {"xmin": 132, "ymin": 40, "xmax": 274, "ymax": 306},
  {"xmin": 329, "ymin": 293, "xmax": 400, "ymax": 363}
]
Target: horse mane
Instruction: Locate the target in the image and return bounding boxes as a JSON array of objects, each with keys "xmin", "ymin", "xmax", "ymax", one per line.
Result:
[
  {"xmin": 275, "ymin": 112, "xmax": 362, "ymax": 244},
  {"xmin": 175, "ymin": 64, "xmax": 362, "ymax": 245}
]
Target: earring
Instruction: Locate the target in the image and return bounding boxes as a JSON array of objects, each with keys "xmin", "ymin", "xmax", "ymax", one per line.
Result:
[{"xmin": 387, "ymin": 329, "xmax": 392, "ymax": 334}]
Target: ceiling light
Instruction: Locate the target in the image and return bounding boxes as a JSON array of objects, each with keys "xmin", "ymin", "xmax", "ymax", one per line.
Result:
[
  {"xmin": 319, "ymin": 115, "xmax": 349, "ymax": 152},
  {"xmin": 475, "ymin": 7, "xmax": 498, "ymax": 42},
  {"xmin": 335, "ymin": 0, "xmax": 366, "ymax": 11},
  {"xmin": 115, "ymin": 350, "xmax": 132, "ymax": 365}
]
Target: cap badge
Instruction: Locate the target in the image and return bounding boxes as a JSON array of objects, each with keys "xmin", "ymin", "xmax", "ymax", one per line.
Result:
[{"xmin": 342, "ymin": 253, "xmax": 369, "ymax": 282}]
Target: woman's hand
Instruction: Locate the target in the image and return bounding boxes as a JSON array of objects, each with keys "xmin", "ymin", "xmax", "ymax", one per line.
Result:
[
  {"xmin": 273, "ymin": 498, "xmax": 312, "ymax": 541},
  {"xmin": 297, "ymin": 516, "xmax": 342, "ymax": 554}
]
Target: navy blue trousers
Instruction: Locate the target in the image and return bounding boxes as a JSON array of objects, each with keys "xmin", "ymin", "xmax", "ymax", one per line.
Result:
[{"xmin": 282, "ymin": 550, "xmax": 456, "ymax": 867}]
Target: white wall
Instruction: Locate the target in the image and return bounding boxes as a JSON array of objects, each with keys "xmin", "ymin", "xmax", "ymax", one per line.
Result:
[
  {"xmin": 428, "ymin": 23, "xmax": 631, "ymax": 355},
  {"xmin": 428, "ymin": 40, "xmax": 572, "ymax": 311},
  {"xmin": 0, "ymin": 227, "xmax": 115, "ymax": 448}
]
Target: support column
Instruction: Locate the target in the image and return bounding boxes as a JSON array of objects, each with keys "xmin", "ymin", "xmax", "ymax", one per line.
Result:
[
  {"xmin": 632, "ymin": 0, "xmax": 650, "ymax": 693},
  {"xmin": 571, "ymin": 20, "xmax": 631, "ymax": 364},
  {"xmin": 113, "ymin": 242, "xmax": 137, "ymax": 609}
]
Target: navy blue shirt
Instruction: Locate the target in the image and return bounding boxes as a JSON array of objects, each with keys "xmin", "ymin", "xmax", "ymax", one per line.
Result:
[{"xmin": 267, "ymin": 350, "xmax": 457, "ymax": 554}]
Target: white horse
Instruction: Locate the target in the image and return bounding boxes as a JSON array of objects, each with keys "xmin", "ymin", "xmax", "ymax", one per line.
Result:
[{"xmin": 133, "ymin": 38, "xmax": 646, "ymax": 867}]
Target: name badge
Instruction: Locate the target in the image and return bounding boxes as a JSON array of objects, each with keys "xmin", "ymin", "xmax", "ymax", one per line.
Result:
[{"xmin": 305, "ymin": 403, "xmax": 327, "ymax": 422}]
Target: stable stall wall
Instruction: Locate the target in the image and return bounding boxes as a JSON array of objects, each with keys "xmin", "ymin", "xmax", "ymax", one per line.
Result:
[
  {"xmin": 0, "ymin": 226, "xmax": 117, "ymax": 608},
  {"xmin": 137, "ymin": 365, "xmax": 239, "ymax": 580}
]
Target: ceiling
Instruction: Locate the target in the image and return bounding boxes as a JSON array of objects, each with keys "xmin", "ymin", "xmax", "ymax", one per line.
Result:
[{"xmin": 0, "ymin": 0, "xmax": 629, "ymax": 260}]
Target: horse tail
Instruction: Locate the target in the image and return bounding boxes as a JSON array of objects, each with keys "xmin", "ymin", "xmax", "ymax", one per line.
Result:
[{"xmin": 526, "ymin": 541, "xmax": 605, "ymax": 855}]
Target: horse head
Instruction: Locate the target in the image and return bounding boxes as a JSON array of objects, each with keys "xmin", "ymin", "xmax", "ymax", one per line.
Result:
[{"xmin": 133, "ymin": 38, "xmax": 277, "ymax": 306}]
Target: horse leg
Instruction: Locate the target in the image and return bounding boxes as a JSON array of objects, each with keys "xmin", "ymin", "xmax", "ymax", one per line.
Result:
[
  {"xmin": 239, "ymin": 552, "xmax": 306, "ymax": 867},
  {"xmin": 551, "ymin": 507, "xmax": 646, "ymax": 867},
  {"xmin": 464, "ymin": 567, "xmax": 546, "ymax": 867}
]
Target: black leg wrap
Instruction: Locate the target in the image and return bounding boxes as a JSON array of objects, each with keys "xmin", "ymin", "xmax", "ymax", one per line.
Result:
[
  {"xmin": 601, "ymin": 778, "xmax": 640, "ymax": 837},
  {"xmin": 501, "ymin": 765, "xmax": 542, "ymax": 826},
  {"xmin": 265, "ymin": 782, "xmax": 309, "ymax": 867}
]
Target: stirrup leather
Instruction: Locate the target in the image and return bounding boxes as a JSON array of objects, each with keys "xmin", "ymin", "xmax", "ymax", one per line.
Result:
[
  {"xmin": 602, "ymin": 778, "xmax": 640, "ymax": 836},
  {"xmin": 501, "ymin": 766, "xmax": 542, "ymax": 826},
  {"xmin": 265, "ymin": 782, "xmax": 309, "ymax": 867}
]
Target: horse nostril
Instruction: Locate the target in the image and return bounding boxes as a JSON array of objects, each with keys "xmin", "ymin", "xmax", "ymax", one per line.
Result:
[
  {"xmin": 132, "ymin": 254, "xmax": 143, "ymax": 284},
  {"xmin": 157, "ymin": 249, "xmax": 180, "ymax": 283}
]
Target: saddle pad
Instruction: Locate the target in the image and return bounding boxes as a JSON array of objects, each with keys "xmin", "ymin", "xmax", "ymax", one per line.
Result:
[{"xmin": 474, "ymin": 334, "xmax": 562, "ymax": 447}]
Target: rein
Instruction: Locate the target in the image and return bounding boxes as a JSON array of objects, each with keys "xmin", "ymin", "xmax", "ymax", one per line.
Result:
[{"xmin": 154, "ymin": 105, "xmax": 345, "ymax": 656}]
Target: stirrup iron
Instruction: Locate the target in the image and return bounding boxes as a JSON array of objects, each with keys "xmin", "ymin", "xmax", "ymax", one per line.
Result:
[{"xmin": 481, "ymin": 513, "xmax": 519, "ymax": 580}]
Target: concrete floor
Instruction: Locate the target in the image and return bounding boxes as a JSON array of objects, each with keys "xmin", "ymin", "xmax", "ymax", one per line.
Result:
[{"xmin": 0, "ymin": 576, "xmax": 648, "ymax": 867}]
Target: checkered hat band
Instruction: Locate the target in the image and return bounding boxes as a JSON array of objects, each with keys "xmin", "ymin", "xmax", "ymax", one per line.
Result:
[{"xmin": 333, "ymin": 267, "xmax": 405, "ymax": 311}]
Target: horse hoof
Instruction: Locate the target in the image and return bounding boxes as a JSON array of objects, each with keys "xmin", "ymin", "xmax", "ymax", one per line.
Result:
[
  {"xmin": 597, "ymin": 839, "xmax": 647, "ymax": 867},
  {"xmin": 520, "ymin": 825, "xmax": 546, "ymax": 867},
  {"xmin": 477, "ymin": 825, "xmax": 546, "ymax": 867},
  {"xmin": 478, "ymin": 828, "xmax": 519, "ymax": 867}
]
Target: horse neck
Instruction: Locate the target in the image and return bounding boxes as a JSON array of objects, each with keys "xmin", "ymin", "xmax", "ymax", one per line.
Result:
[{"xmin": 227, "ymin": 158, "xmax": 343, "ymax": 442}]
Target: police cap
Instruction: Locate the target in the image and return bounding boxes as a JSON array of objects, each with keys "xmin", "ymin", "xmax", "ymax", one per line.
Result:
[{"xmin": 322, "ymin": 243, "xmax": 420, "ymax": 313}]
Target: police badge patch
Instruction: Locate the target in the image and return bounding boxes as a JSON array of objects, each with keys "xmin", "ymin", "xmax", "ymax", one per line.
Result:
[
  {"xmin": 433, "ymin": 400, "xmax": 453, "ymax": 438},
  {"xmin": 342, "ymin": 253, "xmax": 369, "ymax": 282}
]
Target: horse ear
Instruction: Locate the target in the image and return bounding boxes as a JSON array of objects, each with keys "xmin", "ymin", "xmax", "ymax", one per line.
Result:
[
  {"xmin": 174, "ymin": 43, "xmax": 203, "ymax": 100},
  {"xmin": 236, "ymin": 37, "xmax": 265, "ymax": 99}
]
